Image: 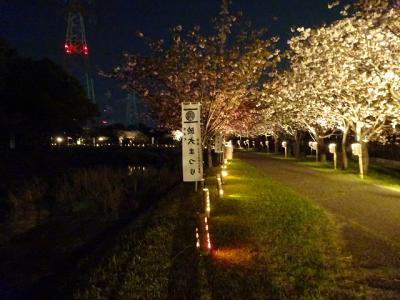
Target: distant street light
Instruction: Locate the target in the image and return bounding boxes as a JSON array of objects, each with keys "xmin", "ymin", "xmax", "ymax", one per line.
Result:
[
  {"xmin": 329, "ymin": 143, "xmax": 337, "ymax": 170},
  {"xmin": 282, "ymin": 141, "xmax": 288, "ymax": 158}
]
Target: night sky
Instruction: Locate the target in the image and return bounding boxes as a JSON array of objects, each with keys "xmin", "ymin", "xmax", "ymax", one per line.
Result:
[{"xmin": 1, "ymin": 0, "xmax": 354, "ymax": 106}]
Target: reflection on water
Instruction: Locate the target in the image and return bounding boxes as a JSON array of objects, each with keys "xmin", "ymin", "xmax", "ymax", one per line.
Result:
[{"xmin": 127, "ymin": 165, "xmax": 148, "ymax": 176}]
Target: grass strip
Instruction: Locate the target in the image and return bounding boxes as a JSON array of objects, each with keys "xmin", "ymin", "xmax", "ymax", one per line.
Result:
[
  {"xmin": 72, "ymin": 183, "xmax": 200, "ymax": 300},
  {"xmin": 205, "ymin": 159, "xmax": 361, "ymax": 299},
  {"xmin": 264, "ymin": 151, "xmax": 400, "ymax": 192}
]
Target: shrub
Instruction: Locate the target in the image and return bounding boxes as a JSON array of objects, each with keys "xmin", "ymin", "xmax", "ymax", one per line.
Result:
[
  {"xmin": 54, "ymin": 167, "xmax": 128, "ymax": 219},
  {"xmin": 5, "ymin": 179, "xmax": 48, "ymax": 222},
  {"xmin": 1, "ymin": 165, "xmax": 179, "ymax": 224}
]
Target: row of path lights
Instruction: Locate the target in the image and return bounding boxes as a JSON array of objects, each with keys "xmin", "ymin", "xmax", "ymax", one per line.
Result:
[
  {"xmin": 281, "ymin": 140, "xmax": 338, "ymax": 170},
  {"xmin": 197, "ymin": 154, "xmax": 230, "ymax": 256},
  {"xmin": 237, "ymin": 139, "xmax": 270, "ymax": 151},
  {"xmin": 197, "ymin": 215, "xmax": 212, "ymax": 255},
  {"xmin": 198, "ymin": 186, "xmax": 213, "ymax": 255},
  {"xmin": 276, "ymin": 138, "xmax": 364, "ymax": 178}
]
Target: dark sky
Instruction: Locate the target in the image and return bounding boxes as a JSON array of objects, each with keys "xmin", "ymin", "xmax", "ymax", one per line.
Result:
[{"xmin": 1, "ymin": 0, "xmax": 353, "ymax": 102}]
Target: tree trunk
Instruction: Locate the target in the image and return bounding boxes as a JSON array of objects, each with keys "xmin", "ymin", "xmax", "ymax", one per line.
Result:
[
  {"xmin": 274, "ymin": 135, "xmax": 280, "ymax": 154},
  {"xmin": 341, "ymin": 125, "xmax": 349, "ymax": 170},
  {"xmin": 355, "ymin": 122, "xmax": 369, "ymax": 178},
  {"xmin": 293, "ymin": 131, "xmax": 301, "ymax": 159},
  {"xmin": 359, "ymin": 141, "xmax": 369, "ymax": 177},
  {"xmin": 207, "ymin": 141, "xmax": 213, "ymax": 168},
  {"xmin": 316, "ymin": 136, "xmax": 326, "ymax": 162}
]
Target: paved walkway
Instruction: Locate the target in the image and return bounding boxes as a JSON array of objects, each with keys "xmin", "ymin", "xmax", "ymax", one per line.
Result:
[{"xmin": 237, "ymin": 151, "xmax": 400, "ymax": 296}]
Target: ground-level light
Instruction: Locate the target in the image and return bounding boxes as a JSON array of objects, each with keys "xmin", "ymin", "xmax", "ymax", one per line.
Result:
[
  {"xmin": 217, "ymin": 174, "xmax": 224, "ymax": 198},
  {"xmin": 351, "ymin": 143, "xmax": 361, "ymax": 156},
  {"xmin": 329, "ymin": 143, "xmax": 337, "ymax": 170},
  {"xmin": 328, "ymin": 143, "xmax": 336, "ymax": 154},
  {"xmin": 282, "ymin": 141, "xmax": 288, "ymax": 158},
  {"xmin": 196, "ymin": 227, "xmax": 200, "ymax": 249},
  {"xmin": 309, "ymin": 141, "xmax": 318, "ymax": 162},
  {"xmin": 309, "ymin": 141, "xmax": 318, "ymax": 150},
  {"xmin": 203, "ymin": 188, "xmax": 211, "ymax": 218},
  {"xmin": 351, "ymin": 143, "xmax": 365, "ymax": 179},
  {"xmin": 217, "ymin": 174, "xmax": 224, "ymax": 197},
  {"xmin": 197, "ymin": 215, "xmax": 212, "ymax": 255}
]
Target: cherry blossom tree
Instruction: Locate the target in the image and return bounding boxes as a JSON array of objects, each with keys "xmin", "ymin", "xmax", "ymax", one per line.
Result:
[
  {"xmin": 303, "ymin": 20, "xmax": 398, "ymax": 174},
  {"xmin": 109, "ymin": 0, "xmax": 280, "ymax": 167},
  {"xmin": 257, "ymin": 65, "xmax": 339, "ymax": 161},
  {"xmin": 257, "ymin": 2, "xmax": 400, "ymax": 175}
]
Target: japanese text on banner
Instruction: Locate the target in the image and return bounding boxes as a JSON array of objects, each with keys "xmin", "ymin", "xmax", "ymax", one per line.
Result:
[{"xmin": 182, "ymin": 103, "xmax": 203, "ymax": 182}]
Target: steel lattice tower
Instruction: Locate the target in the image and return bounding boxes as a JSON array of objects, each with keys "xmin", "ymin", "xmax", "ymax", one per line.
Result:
[
  {"xmin": 64, "ymin": 0, "xmax": 88, "ymax": 56},
  {"xmin": 127, "ymin": 93, "xmax": 139, "ymax": 127},
  {"xmin": 64, "ymin": 0, "xmax": 95, "ymax": 102}
]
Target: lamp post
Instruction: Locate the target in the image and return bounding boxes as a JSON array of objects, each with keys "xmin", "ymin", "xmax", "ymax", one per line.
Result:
[
  {"xmin": 329, "ymin": 143, "xmax": 337, "ymax": 170},
  {"xmin": 309, "ymin": 141, "xmax": 318, "ymax": 162},
  {"xmin": 282, "ymin": 141, "xmax": 288, "ymax": 158},
  {"xmin": 351, "ymin": 143, "xmax": 363, "ymax": 179}
]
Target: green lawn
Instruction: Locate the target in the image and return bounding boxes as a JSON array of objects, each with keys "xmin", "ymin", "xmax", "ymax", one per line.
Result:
[
  {"xmin": 255, "ymin": 151, "xmax": 400, "ymax": 192},
  {"xmin": 71, "ymin": 158, "xmax": 370, "ymax": 299},
  {"xmin": 205, "ymin": 159, "xmax": 362, "ymax": 299},
  {"xmin": 296, "ymin": 156, "xmax": 400, "ymax": 192}
]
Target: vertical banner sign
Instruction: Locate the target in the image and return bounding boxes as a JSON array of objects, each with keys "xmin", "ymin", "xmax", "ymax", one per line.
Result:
[
  {"xmin": 214, "ymin": 133, "xmax": 224, "ymax": 153},
  {"xmin": 182, "ymin": 103, "xmax": 203, "ymax": 182}
]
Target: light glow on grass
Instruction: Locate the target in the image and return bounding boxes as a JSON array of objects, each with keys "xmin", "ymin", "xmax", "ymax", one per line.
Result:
[
  {"xmin": 222, "ymin": 175, "xmax": 241, "ymax": 181},
  {"xmin": 212, "ymin": 247, "xmax": 253, "ymax": 265},
  {"xmin": 226, "ymin": 193, "xmax": 243, "ymax": 199},
  {"xmin": 207, "ymin": 158, "xmax": 348, "ymax": 298},
  {"xmin": 371, "ymin": 182, "xmax": 400, "ymax": 193}
]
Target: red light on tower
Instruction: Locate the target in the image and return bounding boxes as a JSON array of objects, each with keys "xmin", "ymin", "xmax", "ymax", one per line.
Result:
[
  {"xmin": 64, "ymin": 43, "xmax": 72, "ymax": 54},
  {"xmin": 65, "ymin": 0, "xmax": 89, "ymax": 57},
  {"xmin": 64, "ymin": 0, "xmax": 95, "ymax": 104},
  {"xmin": 83, "ymin": 44, "xmax": 88, "ymax": 56}
]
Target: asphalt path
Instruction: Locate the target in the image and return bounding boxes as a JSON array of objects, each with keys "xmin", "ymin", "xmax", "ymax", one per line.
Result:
[{"xmin": 237, "ymin": 151, "xmax": 400, "ymax": 296}]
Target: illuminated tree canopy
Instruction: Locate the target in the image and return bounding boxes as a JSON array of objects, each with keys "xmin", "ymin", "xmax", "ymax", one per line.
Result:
[
  {"xmin": 255, "ymin": 1, "xmax": 400, "ymax": 173},
  {"xmin": 110, "ymin": 0, "xmax": 279, "ymax": 146},
  {"xmin": 110, "ymin": 0, "xmax": 400, "ymax": 174}
]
